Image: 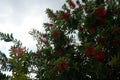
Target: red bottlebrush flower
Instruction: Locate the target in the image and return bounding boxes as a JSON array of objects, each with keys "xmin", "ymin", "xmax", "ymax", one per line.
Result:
[
  {"xmin": 95, "ymin": 7, "xmax": 106, "ymax": 18},
  {"xmin": 69, "ymin": 1, "xmax": 76, "ymax": 9},
  {"xmin": 41, "ymin": 37, "xmax": 47, "ymax": 44},
  {"xmin": 94, "ymin": 54, "xmax": 100, "ymax": 61},
  {"xmin": 51, "ymin": 30, "xmax": 60, "ymax": 39},
  {"xmin": 58, "ymin": 60, "xmax": 68, "ymax": 70},
  {"xmin": 44, "ymin": 23, "xmax": 53, "ymax": 27},
  {"xmin": 88, "ymin": 26, "xmax": 96, "ymax": 34},
  {"xmin": 95, "ymin": 8, "xmax": 106, "ymax": 26},
  {"xmin": 56, "ymin": 49, "xmax": 64, "ymax": 56},
  {"xmin": 94, "ymin": 49, "xmax": 105, "ymax": 61},
  {"xmin": 86, "ymin": 46, "xmax": 96, "ymax": 57},
  {"xmin": 12, "ymin": 47, "xmax": 24, "ymax": 58},
  {"xmin": 79, "ymin": 26, "xmax": 84, "ymax": 32},
  {"xmin": 60, "ymin": 12, "xmax": 70, "ymax": 20}
]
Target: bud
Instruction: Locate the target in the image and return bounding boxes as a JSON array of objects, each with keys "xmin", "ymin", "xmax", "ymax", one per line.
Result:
[
  {"xmin": 69, "ymin": 1, "xmax": 76, "ymax": 9},
  {"xmin": 41, "ymin": 37, "xmax": 47, "ymax": 44}
]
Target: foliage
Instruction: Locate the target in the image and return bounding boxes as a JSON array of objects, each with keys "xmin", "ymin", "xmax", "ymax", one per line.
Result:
[
  {"xmin": 0, "ymin": 51, "xmax": 10, "ymax": 80},
  {"xmin": 0, "ymin": 51, "xmax": 8, "ymax": 71},
  {"xmin": 0, "ymin": 71, "xmax": 10, "ymax": 80},
  {"xmin": 9, "ymin": 47, "xmax": 30, "ymax": 80},
  {"xmin": 0, "ymin": 32, "xmax": 14, "ymax": 79},
  {"xmin": 29, "ymin": 0, "xmax": 120, "ymax": 80},
  {"xmin": 0, "ymin": 32, "xmax": 13, "ymax": 42},
  {"xmin": 0, "ymin": 32, "xmax": 30, "ymax": 80}
]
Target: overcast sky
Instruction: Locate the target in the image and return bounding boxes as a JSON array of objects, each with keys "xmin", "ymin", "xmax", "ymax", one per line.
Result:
[{"xmin": 0, "ymin": 0, "xmax": 65, "ymax": 57}]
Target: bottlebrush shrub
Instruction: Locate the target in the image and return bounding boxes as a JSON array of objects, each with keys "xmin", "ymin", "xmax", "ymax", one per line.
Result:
[
  {"xmin": 0, "ymin": 32, "xmax": 31, "ymax": 79},
  {"xmin": 29, "ymin": 0, "xmax": 120, "ymax": 80},
  {"xmin": 9, "ymin": 46, "xmax": 30, "ymax": 80}
]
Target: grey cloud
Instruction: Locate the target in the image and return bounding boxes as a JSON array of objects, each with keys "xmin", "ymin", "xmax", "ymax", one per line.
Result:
[
  {"xmin": 0, "ymin": 0, "xmax": 65, "ymax": 25},
  {"xmin": 0, "ymin": 0, "xmax": 66, "ymax": 56}
]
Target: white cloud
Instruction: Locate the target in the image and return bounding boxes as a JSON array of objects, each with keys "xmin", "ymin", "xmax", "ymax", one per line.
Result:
[{"xmin": 0, "ymin": 0, "xmax": 65, "ymax": 57}]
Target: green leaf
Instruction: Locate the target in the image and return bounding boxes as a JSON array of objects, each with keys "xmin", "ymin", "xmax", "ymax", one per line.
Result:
[{"xmin": 108, "ymin": 52, "xmax": 120, "ymax": 68}]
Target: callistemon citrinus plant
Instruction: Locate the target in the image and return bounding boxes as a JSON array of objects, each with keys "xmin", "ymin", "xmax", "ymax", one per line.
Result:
[
  {"xmin": 29, "ymin": 0, "xmax": 120, "ymax": 80},
  {"xmin": 9, "ymin": 46, "xmax": 30, "ymax": 80},
  {"xmin": 0, "ymin": 32, "xmax": 31, "ymax": 79}
]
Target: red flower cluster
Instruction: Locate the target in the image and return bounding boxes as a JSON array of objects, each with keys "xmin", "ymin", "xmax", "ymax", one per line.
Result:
[
  {"xmin": 95, "ymin": 7, "xmax": 106, "ymax": 18},
  {"xmin": 69, "ymin": 1, "xmax": 76, "ymax": 9},
  {"xmin": 94, "ymin": 49, "xmax": 105, "ymax": 61},
  {"xmin": 86, "ymin": 46, "xmax": 96, "ymax": 57},
  {"xmin": 41, "ymin": 37, "xmax": 47, "ymax": 44},
  {"xmin": 86, "ymin": 46, "xmax": 105, "ymax": 61},
  {"xmin": 12, "ymin": 47, "xmax": 24, "ymax": 58},
  {"xmin": 51, "ymin": 30, "xmax": 60, "ymax": 39},
  {"xmin": 58, "ymin": 60, "xmax": 68, "ymax": 70},
  {"xmin": 60, "ymin": 12, "xmax": 70, "ymax": 20},
  {"xmin": 95, "ymin": 7, "xmax": 107, "ymax": 26}
]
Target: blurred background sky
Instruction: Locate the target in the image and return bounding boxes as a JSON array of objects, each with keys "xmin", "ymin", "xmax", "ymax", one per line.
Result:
[{"xmin": 0, "ymin": 0, "xmax": 65, "ymax": 57}]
